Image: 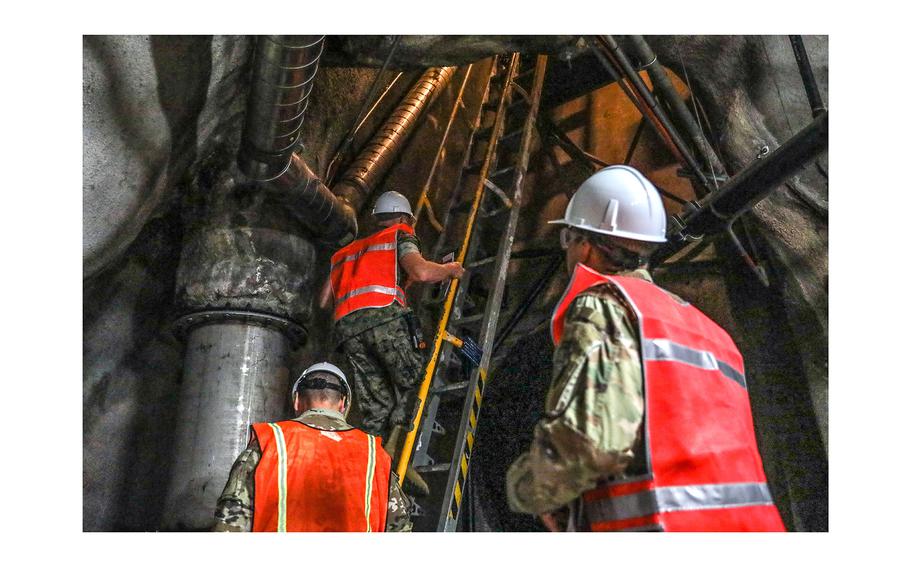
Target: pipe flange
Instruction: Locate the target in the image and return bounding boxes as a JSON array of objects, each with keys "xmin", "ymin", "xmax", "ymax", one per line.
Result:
[{"xmin": 173, "ymin": 309, "xmax": 308, "ymax": 347}]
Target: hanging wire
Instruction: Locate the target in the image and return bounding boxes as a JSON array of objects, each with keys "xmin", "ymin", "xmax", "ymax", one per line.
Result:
[
  {"xmin": 324, "ymin": 36, "xmax": 403, "ymax": 186},
  {"xmin": 673, "ymin": 36, "xmax": 719, "ymax": 191}
]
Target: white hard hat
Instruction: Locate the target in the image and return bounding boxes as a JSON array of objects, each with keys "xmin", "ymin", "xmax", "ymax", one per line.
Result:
[
  {"xmin": 372, "ymin": 191, "xmax": 414, "ymax": 218},
  {"xmin": 291, "ymin": 362, "xmax": 352, "ymax": 414},
  {"xmin": 549, "ymin": 165, "xmax": 667, "ymax": 243}
]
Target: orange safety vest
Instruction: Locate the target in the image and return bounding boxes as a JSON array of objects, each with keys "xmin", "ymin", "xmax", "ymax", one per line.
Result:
[
  {"xmin": 330, "ymin": 223, "xmax": 415, "ymax": 321},
  {"xmin": 551, "ymin": 263, "xmax": 786, "ymax": 532},
  {"xmin": 250, "ymin": 420, "xmax": 391, "ymax": 532}
]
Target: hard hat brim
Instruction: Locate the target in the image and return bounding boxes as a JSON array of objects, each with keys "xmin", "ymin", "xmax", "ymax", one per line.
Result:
[{"xmin": 548, "ymin": 218, "xmax": 667, "ymax": 243}]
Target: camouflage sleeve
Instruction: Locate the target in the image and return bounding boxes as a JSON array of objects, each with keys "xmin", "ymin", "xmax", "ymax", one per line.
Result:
[
  {"xmin": 506, "ymin": 292, "xmax": 644, "ymax": 515},
  {"xmin": 213, "ymin": 435, "xmax": 261, "ymax": 532},
  {"xmin": 385, "ymin": 472, "xmax": 413, "ymax": 532},
  {"xmin": 397, "ymin": 232, "xmax": 421, "ymax": 261}
]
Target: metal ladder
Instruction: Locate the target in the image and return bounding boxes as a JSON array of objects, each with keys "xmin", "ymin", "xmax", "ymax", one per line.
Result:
[{"xmin": 398, "ymin": 53, "xmax": 548, "ymax": 532}]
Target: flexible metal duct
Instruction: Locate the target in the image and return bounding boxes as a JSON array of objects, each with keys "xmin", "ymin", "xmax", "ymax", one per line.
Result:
[
  {"xmin": 238, "ymin": 35, "xmax": 357, "ymax": 243},
  {"xmin": 335, "ymin": 66, "xmax": 456, "ymax": 212},
  {"xmin": 239, "ymin": 35, "xmax": 323, "ymax": 181}
]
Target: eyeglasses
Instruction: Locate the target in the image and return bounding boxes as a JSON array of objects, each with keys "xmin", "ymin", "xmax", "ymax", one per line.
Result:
[{"xmin": 559, "ymin": 227, "xmax": 580, "ymax": 250}]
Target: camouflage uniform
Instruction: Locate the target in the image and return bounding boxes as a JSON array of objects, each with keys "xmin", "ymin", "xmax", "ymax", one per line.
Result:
[
  {"xmin": 506, "ymin": 268, "xmax": 655, "ymax": 521},
  {"xmin": 334, "ymin": 232, "xmax": 425, "ymax": 439},
  {"xmin": 213, "ymin": 407, "xmax": 412, "ymax": 532}
]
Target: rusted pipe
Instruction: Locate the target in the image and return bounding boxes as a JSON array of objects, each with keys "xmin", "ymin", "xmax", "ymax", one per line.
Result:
[{"xmin": 334, "ymin": 66, "xmax": 457, "ymax": 213}]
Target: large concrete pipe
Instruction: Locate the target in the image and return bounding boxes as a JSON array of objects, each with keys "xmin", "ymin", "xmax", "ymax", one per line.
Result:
[{"xmin": 163, "ymin": 318, "xmax": 293, "ymax": 529}]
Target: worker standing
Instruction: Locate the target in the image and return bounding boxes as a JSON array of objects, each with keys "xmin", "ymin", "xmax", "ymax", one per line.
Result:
[
  {"xmin": 505, "ymin": 166, "xmax": 785, "ymax": 532},
  {"xmin": 213, "ymin": 362, "xmax": 411, "ymax": 532},
  {"xmin": 320, "ymin": 191, "xmax": 463, "ymax": 477}
]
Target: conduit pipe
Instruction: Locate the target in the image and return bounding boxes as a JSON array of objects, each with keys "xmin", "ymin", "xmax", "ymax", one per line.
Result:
[
  {"xmin": 238, "ymin": 35, "xmax": 357, "ymax": 244},
  {"xmin": 627, "ymin": 36, "xmax": 728, "ymax": 182},
  {"xmin": 334, "ymin": 66, "xmax": 457, "ymax": 213},
  {"xmin": 652, "ymin": 111, "xmax": 828, "ymax": 266}
]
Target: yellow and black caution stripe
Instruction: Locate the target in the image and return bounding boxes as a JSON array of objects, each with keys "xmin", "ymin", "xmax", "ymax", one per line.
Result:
[{"xmin": 447, "ymin": 367, "xmax": 488, "ymax": 525}]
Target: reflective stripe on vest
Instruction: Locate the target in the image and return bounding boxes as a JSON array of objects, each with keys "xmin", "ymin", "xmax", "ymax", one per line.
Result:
[
  {"xmin": 585, "ymin": 480, "xmax": 775, "ymax": 526},
  {"xmin": 336, "ymin": 285, "xmax": 407, "ymax": 307},
  {"xmin": 267, "ymin": 423, "xmax": 289, "ymax": 532},
  {"xmin": 331, "ymin": 243, "xmax": 398, "ymax": 271},
  {"xmin": 644, "ymin": 338, "xmax": 747, "ymax": 389},
  {"xmin": 364, "ymin": 435, "xmax": 376, "ymax": 532}
]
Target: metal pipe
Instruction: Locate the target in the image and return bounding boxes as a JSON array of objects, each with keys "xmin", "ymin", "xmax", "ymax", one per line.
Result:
[
  {"xmin": 237, "ymin": 35, "xmax": 357, "ymax": 245},
  {"xmin": 652, "ymin": 111, "xmax": 828, "ymax": 266},
  {"xmin": 163, "ymin": 319, "xmax": 292, "ymax": 530},
  {"xmin": 334, "ymin": 66, "xmax": 457, "ymax": 213},
  {"xmin": 598, "ymin": 35, "xmax": 711, "ymax": 191},
  {"xmin": 627, "ymin": 35, "xmax": 728, "ymax": 181},
  {"xmin": 239, "ymin": 35, "xmax": 325, "ymax": 182},
  {"xmin": 788, "ymin": 35, "xmax": 827, "ymax": 118},
  {"xmin": 272, "ymin": 154, "xmax": 357, "ymax": 244}
]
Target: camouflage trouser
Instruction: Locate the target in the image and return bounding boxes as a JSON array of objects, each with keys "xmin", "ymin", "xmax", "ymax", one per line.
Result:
[{"xmin": 341, "ymin": 316, "xmax": 424, "ymax": 440}]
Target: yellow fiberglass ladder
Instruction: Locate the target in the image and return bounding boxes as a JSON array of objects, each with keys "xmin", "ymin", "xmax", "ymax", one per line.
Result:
[{"xmin": 398, "ymin": 53, "xmax": 549, "ymax": 532}]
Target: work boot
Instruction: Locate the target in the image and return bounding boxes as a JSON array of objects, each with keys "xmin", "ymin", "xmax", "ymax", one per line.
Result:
[
  {"xmin": 383, "ymin": 425, "xmax": 430, "ymax": 497},
  {"xmin": 404, "ymin": 465, "xmax": 430, "ymax": 497},
  {"xmin": 383, "ymin": 425, "xmax": 405, "ymax": 461}
]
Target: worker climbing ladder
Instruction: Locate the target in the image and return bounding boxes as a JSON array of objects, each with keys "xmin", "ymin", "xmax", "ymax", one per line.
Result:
[{"xmin": 397, "ymin": 53, "xmax": 548, "ymax": 532}]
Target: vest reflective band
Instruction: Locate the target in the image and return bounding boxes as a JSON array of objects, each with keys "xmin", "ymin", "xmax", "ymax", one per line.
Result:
[
  {"xmin": 251, "ymin": 421, "xmax": 391, "ymax": 532},
  {"xmin": 330, "ymin": 223, "xmax": 415, "ymax": 321},
  {"xmin": 551, "ymin": 263, "xmax": 785, "ymax": 532}
]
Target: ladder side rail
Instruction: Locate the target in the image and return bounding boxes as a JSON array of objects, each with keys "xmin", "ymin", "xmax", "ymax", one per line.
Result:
[{"xmin": 438, "ymin": 55, "xmax": 549, "ymax": 531}]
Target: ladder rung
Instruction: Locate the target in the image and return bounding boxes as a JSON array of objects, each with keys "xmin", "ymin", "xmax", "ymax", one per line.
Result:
[
  {"xmin": 516, "ymin": 67, "xmax": 535, "ymax": 80},
  {"xmin": 430, "ymin": 380, "xmax": 469, "ymax": 396},
  {"xmin": 489, "ymin": 165, "xmax": 515, "ymax": 179},
  {"xmin": 415, "ymin": 462, "xmax": 452, "ymax": 474},
  {"xmin": 482, "ymin": 207, "xmax": 508, "ymax": 218},
  {"xmin": 464, "ymin": 161, "xmax": 485, "ymax": 176},
  {"xmin": 452, "ymin": 313, "xmax": 484, "ymax": 326},
  {"xmin": 466, "ymin": 256, "xmax": 496, "ymax": 269},
  {"xmin": 475, "ymin": 125, "xmax": 493, "ymax": 139}
]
